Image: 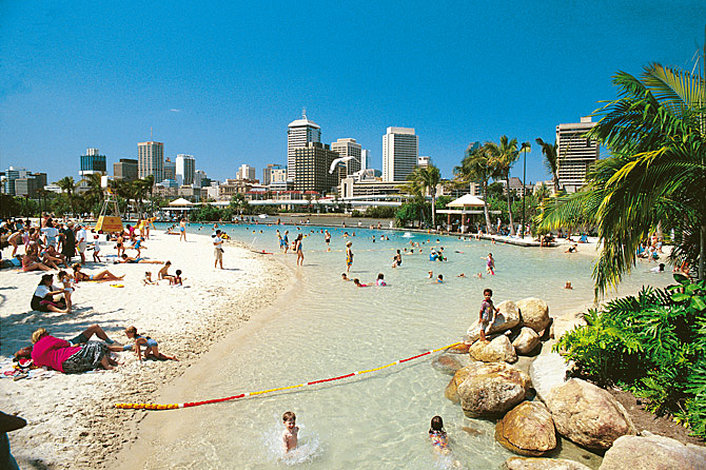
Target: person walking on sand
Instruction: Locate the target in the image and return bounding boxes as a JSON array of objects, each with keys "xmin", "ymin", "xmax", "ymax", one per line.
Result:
[
  {"xmin": 345, "ymin": 241, "xmax": 353, "ymax": 273},
  {"xmin": 179, "ymin": 218, "xmax": 187, "ymax": 242},
  {"xmin": 294, "ymin": 233, "xmax": 304, "ymax": 266},
  {"xmin": 213, "ymin": 229, "xmax": 224, "ymax": 269}
]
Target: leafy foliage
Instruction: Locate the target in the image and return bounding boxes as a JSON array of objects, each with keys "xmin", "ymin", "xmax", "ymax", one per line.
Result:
[{"xmin": 556, "ymin": 275, "xmax": 706, "ymax": 436}]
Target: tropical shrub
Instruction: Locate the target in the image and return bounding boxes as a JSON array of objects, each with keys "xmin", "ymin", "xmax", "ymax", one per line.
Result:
[{"xmin": 555, "ymin": 275, "xmax": 706, "ymax": 436}]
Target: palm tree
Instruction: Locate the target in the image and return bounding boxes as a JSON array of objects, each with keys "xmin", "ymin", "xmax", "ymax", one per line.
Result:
[
  {"xmin": 454, "ymin": 143, "xmax": 495, "ymax": 234},
  {"xmin": 407, "ymin": 164, "xmax": 442, "ymax": 229},
  {"xmin": 539, "ymin": 63, "xmax": 706, "ymax": 293},
  {"xmin": 535, "ymin": 138, "xmax": 559, "ymax": 194},
  {"xmin": 55, "ymin": 176, "xmax": 77, "ymax": 216},
  {"xmin": 487, "ymin": 136, "xmax": 521, "ymax": 235},
  {"xmin": 80, "ymin": 173, "xmax": 105, "ymax": 215}
]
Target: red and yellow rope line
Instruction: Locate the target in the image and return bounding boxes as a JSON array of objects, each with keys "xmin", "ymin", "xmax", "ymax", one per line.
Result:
[{"xmin": 115, "ymin": 341, "xmax": 462, "ymax": 411}]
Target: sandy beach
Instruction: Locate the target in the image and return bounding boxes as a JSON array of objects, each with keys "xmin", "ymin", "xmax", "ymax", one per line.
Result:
[{"xmin": 0, "ymin": 231, "xmax": 289, "ymax": 469}]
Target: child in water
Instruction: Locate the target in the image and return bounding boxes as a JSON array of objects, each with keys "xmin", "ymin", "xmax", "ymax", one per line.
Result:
[
  {"xmin": 282, "ymin": 411, "xmax": 298, "ymax": 453},
  {"xmin": 376, "ymin": 273, "xmax": 387, "ymax": 286},
  {"xmin": 436, "ymin": 274, "xmax": 444, "ymax": 284},
  {"xmin": 429, "ymin": 415, "xmax": 449, "ymax": 452}
]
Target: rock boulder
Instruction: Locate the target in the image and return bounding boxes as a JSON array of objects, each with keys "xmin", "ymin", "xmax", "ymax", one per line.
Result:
[
  {"xmin": 512, "ymin": 327, "xmax": 541, "ymax": 355},
  {"xmin": 529, "ymin": 352, "xmax": 570, "ymax": 403},
  {"xmin": 469, "ymin": 335, "xmax": 517, "ymax": 363},
  {"xmin": 545, "ymin": 378, "xmax": 636, "ymax": 450},
  {"xmin": 445, "ymin": 365, "xmax": 473, "ymax": 403},
  {"xmin": 503, "ymin": 457, "xmax": 592, "ymax": 470},
  {"xmin": 431, "ymin": 354, "xmax": 465, "ymax": 375},
  {"xmin": 467, "ymin": 300, "xmax": 521, "ymax": 342},
  {"xmin": 599, "ymin": 432, "xmax": 706, "ymax": 470},
  {"xmin": 517, "ymin": 298, "xmax": 551, "ymax": 333},
  {"xmin": 456, "ymin": 361, "xmax": 530, "ymax": 418},
  {"xmin": 496, "ymin": 401, "xmax": 557, "ymax": 456}
]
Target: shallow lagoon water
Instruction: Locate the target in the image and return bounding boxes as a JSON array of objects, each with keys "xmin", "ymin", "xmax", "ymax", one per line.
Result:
[{"xmin": 139, "ymin": 223, "xmax": 670, "ymax": 469}]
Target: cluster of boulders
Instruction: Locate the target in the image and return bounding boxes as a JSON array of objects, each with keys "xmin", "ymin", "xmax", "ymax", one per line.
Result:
[{"xmin": 439, "ymin": 297, "xmax": 706, "ymax": 469}]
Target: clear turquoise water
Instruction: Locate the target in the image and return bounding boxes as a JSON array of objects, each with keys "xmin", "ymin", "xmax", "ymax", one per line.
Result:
[{"xmin": 143, "ymin": 222, "xmax": 670, "ymax": 469}]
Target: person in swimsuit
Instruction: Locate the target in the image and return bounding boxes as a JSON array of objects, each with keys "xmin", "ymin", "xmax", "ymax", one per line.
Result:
[
  {"xmin": 294, "ymin": 234, "xmax": 304, "ymax": 266},
  {"xmin": 324, "ymin": 230, "xmax": 331, "ymax": 251},
  {"xmin": 116, "ymin": 254, "xmax": 161, "ymax": 264},
  {"xmin": 345, "ymin": 241, "xmax": 353, "ymax": 273},
  {"xmin": 282, "ymin": 230, "xmax": 289, "ymax": 254},
  {"xmin": 179, "ymin": 219, "xmax": 187, "ymax": 242},
  {"xmin": 429, "ymin": 416, "xmax": 449, "ymax": 452},
  {"xmin": 72, "ymin": 263, "xmax": 125, "ymax": 282},
  {"xmin": 123, "ymin": 326, "xmax": 177, "ymax": 361},
  {"xmin": 484, "ymin": 253, "xmax": 495, "ymax": 275},
  {"xmin": 479, "ymin": 288, "xmax": 499, "ymax": 342},
  {"xmin": 282, "ymin": 411, "xmax": 298, "ymax": 454}
]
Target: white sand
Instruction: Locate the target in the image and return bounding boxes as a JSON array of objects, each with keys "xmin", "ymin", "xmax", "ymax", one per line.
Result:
[{"xmin": 0, "ymin": 231, "xmax": 289, "ymax": 469}]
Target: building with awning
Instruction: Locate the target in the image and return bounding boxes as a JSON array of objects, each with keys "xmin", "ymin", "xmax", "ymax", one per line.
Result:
[
  {"xmin": 437, "ymin": 194, "xmax": 500, "ymax": 232},
  {"xmin": 166, "ymin": 197, "xmax": 197, "ymax": 213}
]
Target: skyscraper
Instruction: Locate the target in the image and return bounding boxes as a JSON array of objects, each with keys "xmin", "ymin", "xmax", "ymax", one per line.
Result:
[
  {"xmin": 382, "ymin": 127, "xmax": 418, "ymax": 182},
  {"xmin": 163, "ymin": 157, "xmax": 176, "ymax": 181},
  {"xmin": 262, "ymin": 163, "xmax": 286, "ymax": 186},
  {"xmin": 293, "ymin": 142, "xmax": 339, "ymax": 193},
  {"xmin": 176, "ymin": 154, "xmax": 195, "ymax": 185},
  {"xmin": 138, "ymin": 141, "xmax": 164, "ymax": 183},
  {"xmin": 79, "ymin": 148, "xmax": 107, "ymax": 176},
  {"xmin": 360, "ymin": 149, "xmax": 369, "ymax": 171},
  {"xmin": 287, "ymin": 110, "xmax": 321, "ymax": 180},
  {"xmin": 330, "ymin": 138, "xmax": 362, "ymax": 184},
  {"xmin": 556, "ymin": 116, "xmax": 599, "ymax": 193}
]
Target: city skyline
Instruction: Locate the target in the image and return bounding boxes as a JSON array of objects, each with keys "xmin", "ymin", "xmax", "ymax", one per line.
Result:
[{"xmin": 1, "ymin": 2, "xmax": 705, "ymax": 185}]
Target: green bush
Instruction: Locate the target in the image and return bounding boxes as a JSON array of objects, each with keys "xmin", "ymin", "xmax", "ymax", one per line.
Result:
[{"xmin": 555, "ymin": 275, "xmax": 706, "ymax": 437}]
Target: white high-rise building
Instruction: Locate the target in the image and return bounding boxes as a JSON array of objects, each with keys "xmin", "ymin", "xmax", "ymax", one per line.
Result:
[
  {"xmin": 360, "ymin": 149, "xmax": 369, "ymax": 171},
  {"xmin": 138, "ymin": 141, "xmax": 164, "ymax": 182},
  {"xmin": 556, "ymin": 116, "xmax": 599, "ymax": 193},
  {"xmin": 176, "ymin": 154, "xmax": 195, "ymax": 186},
  {"xmin": 382, "ymin": 127, "xmax": 418, "ymax": 182},
  {"xmin": 237, "ymin": 164, "xmax": 256, "ymax": 181},
  {"xmin": 287, "ymin": 110, "xmax": 321, "ymax": 180}
]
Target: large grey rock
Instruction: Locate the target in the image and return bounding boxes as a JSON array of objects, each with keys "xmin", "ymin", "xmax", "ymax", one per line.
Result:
[
  {"xmin": 503, "ymin": 457, "xmax": 592, "ymax": 470},
  {"xmin": 512, "ymin": 327, "xmax": 541, "ymax": 355},
  {"xmin": 545, "ymin": 378, "xmax": 636, "ymax": 450},
  {"xmin": 456, "ymin": 361, "xmax": 530, "ymax": 418},
  {"xmin": 469, "ymin": 335, "xmax": 517, "ymax": 363},
  {"xmin": 496, "ymin": 401, "xmax": 557, "ymax": 456},
  {"xmin": 599, "ymin": 432, "xmax": 706, "ymax": 470},
  {"xmin": 467, "ymin": 300, "xmax": 521, "ymax": 342},
  {"xmin": 517, "ymin": 298, "xmax": 551, "ymax": 333},
  {"xmin": 530, "ymin": 352, "xmax": 570, "ymax": 403}
]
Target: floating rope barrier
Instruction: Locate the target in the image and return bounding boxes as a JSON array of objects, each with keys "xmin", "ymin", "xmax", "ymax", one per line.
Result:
[{"xmin": 115, "ymin": 341, "xmax": 462, "ymax": 411}]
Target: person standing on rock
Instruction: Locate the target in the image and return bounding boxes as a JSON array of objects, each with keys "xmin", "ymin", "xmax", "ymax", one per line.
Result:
[{"xmin": 479, "ymin": 288, "xmax": 499, "ymax": 342}]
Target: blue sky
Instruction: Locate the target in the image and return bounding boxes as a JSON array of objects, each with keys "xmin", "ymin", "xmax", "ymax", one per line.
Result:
[{"xmin": 1, "ymin": 1, "xmax": 705, "ymax": 184}]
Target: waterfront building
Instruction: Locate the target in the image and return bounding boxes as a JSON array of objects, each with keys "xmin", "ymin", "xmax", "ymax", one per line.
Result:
[
  {"xmin": 138, "ymin": 141, "xmax": 164, "ymax": 183},
  {"xmin": 176, "ymin": 154, "xmax": 195, "ymax": 186},
  {"xmin": 293, "ymin": 142, "xmax": 339, "ymax": 194},
  {"xmin": 262, "ymin": 163, "xmax": 286, "ymax": 186},
  {"xmin": 113, "ymin": 159, "xmax": 138, "ymax": 181},
  {"xmin": 287, "ymin": 110, "xmax": 321, "ymax": 180},
  {"xmin": 79, "ymin": 148, "xmax": 107, "ymax": 176},
  {"xmin": 556, "ymin": 116, "xmax": 599, "ymax": 193},
  {"xmin": 382, "ymin": 127, "xmax": 418, "ymax": 182},
  {"xmin": 237, "ymin": 164, "xmax": 256, "ymax": 181},
  {"xmin": 340, "ymin": 177, "xmax": 406, "ymax": 198},
  {"xmin": 330, "ymin": 138, "xmax": 362, "ymax": 184}
]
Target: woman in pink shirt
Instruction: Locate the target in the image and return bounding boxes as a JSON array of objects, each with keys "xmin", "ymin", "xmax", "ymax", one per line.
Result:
[{"xmin": 30, "ymin": 328, "xmax": 116, "ymax": 373}]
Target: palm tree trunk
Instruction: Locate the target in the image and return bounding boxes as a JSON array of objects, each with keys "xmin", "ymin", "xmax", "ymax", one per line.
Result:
[
  {"xmin": 482, "ymin": 182, "xmax": 493, "ymax": 234},
  {"xmin": 505, "ymin": 175, "xmax": 515, "ymax": 235},
  {"xmin": 431, "ymin": 190, "xmax": 436, "ymax": 231},
  {"xmin": 699, "ymin": 225, "xmax": 706, "ymax": 281}
]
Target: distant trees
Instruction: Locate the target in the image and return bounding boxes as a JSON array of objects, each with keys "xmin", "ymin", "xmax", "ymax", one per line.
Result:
[{"xmin": 454, "ymin": 143, "xmax": 495, "ymax": 233}]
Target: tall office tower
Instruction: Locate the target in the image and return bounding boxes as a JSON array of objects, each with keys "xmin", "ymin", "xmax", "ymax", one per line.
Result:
[
  {"xmin": 360, "ymin": 149, "xmax": 369, "ymax": 171},
  {"xmin": 330, "ymin": 138, "xmax": 362, "ymax": 184},
  {"xmin": 113, "ymin": 159, "xmax": 138, "ymax": 181},
  {"xmin": 556, "ymin": 116, "xmax": 599, "ymax": 193},
  {"xmin": 176, "ymin": 154, "xmax": 195, "ymax": 186},
  {"xmin": 237, "ymin": 164, "xmax": 256, "ymax": 181},
  {"xmin": 15, "ymin": 172, "xmax": 47, "ymax": 197},
  {"xmin": 3, "ymin": 166, "xmax": 29, "ymax": 195},
  {"xmin": 79, "ymin": 148, "xmax": 107, "ymax": 176},
  {"xmin": 382, "ymin": 127, "xmax": 418, "ymax": 182},
  {"xmin": 293, "ymin": 142, "xmax": 340, "ymax": 193},
  {"xmin": 138, "ymin": 141, "xmax": 164, "ymax": 183},
  {"xmin": 194, "ymin": 169, "xmax": 207, "ymax": 188},
  {"xmin": 464, "ymin": 141, "xmax": 481, "ymax": 158},
  {"xmin": 287, "ymin": 110, "xmax": 321, "ymax": 180},
  {"xmin": 163, "ymin": 157, "xmax": 176, "ymax": 181},
  {"xmin": 262, "ymin": 163, "xmax": 285, "ymax": 186}
]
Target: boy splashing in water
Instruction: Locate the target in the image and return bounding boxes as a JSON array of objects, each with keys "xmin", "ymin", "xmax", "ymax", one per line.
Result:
[{"xmin": 282, "ymin": 411, "xmax": 298, "ymax": 453}]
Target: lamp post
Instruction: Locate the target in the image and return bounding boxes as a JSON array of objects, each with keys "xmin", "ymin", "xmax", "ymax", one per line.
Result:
[{"xmin": 520, "ymin": 142, "xmax": 531, "ymax": 239}]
